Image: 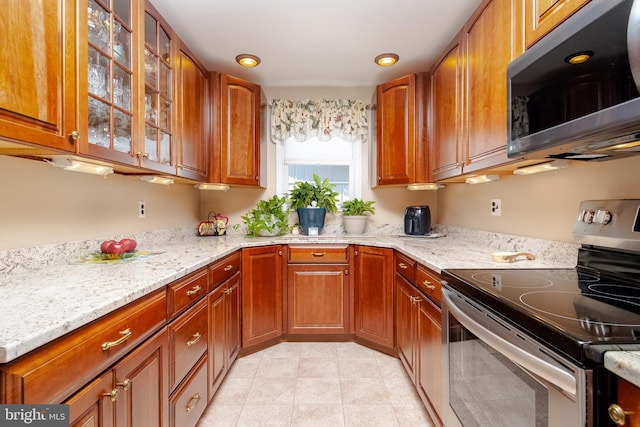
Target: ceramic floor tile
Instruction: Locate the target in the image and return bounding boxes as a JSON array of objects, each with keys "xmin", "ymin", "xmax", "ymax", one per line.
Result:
[
  {"xmin": 297, "ymin": 358, "xmax": 339, "ymax": 378},
  {"xmin": 343, "ymin": 404, "xmax": 400, "ymax": 427},
  {"xmin": 340, "ymin": 377, "xmax": 392, "ymax": 405},
  {"xmin": 255, "ymin": 357, "xmax": 299, "ymax": 378},
  {"xmin": 197, "ymin": 403, "xmax": 243, "ymax": 427},
  {"xmin": 299, "ymin": 342, "xmax": 338, "ymax": 359},
  {"xmin": 294, "ymin": 377, "xmax": 342, "ymax": 405},
  {"xmin": 203, "ymin": 342, "xmax": 436, "ymax": 426},
  {"xmin": 338, "ymin": 357, "xmax": 381, "ymax": 378},
  {"xmin": 236, "ymin": 404, "xmax": 293, "ymax": 427},
  {"xmin": 246, "ymin": 377, "xmax": 297, "ymax": 404},
  {"xmin": 392, "ymin": 404, "xmax": 434, "ymax": 427},
  {"xmin": 290, "ymin": 404, "xmax": 345, "ymax": 427}
]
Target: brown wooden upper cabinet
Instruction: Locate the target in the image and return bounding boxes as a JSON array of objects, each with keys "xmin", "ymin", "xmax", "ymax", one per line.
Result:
[
  {"xmin": 430, "ymin": 0, "xmax": 524, "ymax": 181},
  {"xmin": 371, "ymin": 73, "xmax": 429, "ymax": 186},
  {"xmin": 176, "ymin": 42, "xmax": 209, "ymax": 182},
  {"xmin": 525, "ymin": 0, "xmax": 590, "ymax": 48},
  {"xmin": 0, "ymin": 0, "xmax": 77, "ymax": 152},
  {"xmin": 209, "ymin": 73, "xmax": 266, "ymax": 187},
  {"xmin": 429, "ymin": 33, "xmax": 465, "ymax": 182}
]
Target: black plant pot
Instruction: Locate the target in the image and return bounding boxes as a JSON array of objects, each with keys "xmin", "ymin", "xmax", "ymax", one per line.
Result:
[{"xmin": 297, "ymin": 207, "xmax": 326, "ymax": 235}]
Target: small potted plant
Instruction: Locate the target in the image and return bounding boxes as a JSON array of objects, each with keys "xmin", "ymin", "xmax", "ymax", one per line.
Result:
[
  {"xmin": 341, "ymin": 198, "xmax": 376, "ymax": 234},
  {"xmin": 288, "ymin": 173, "xmax": 339, "ymax": 235},
  {"xmin": 241, "ymin": 195, "xmax": 290, "ymax": 236}
]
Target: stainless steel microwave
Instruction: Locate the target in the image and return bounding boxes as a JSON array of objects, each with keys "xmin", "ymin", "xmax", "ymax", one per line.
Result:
[{"xmin": 507, "ymin": 0, "xmax": 640, "ymax": 161}]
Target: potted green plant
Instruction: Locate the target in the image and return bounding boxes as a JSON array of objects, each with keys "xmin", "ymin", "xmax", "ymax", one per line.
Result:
[
  {"xmin": 288, "ymin": 173, "xmax": 339, "ymax": 235},
  {"xmin": 341, "ymin": 198, "xmax": 376, "ymax": 234},
  {"xmin": 241, "ymin": 195, "xmax": 290, "ymax": 236}
]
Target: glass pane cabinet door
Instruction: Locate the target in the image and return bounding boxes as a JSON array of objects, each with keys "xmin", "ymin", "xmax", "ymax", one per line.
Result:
[
  {"xmin": 144, "ymin": 11, "xmax": 173, "ymax": 167},
  {"xmin": 86, "ymin": 0, "xmax": 134, "ymax": 157}
]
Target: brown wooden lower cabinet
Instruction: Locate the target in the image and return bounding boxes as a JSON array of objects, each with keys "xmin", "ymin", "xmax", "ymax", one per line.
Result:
[
  {"xmin": 242, "ymin": 245, "xmax": 285, "ymax": 348},
  {"xmin": 353, "ymin": 245, "xmax": 394, "ymax": 350},
  {"xmin": 66, "ymin": 370, "xmax": 115, "ymax": 427},
  {"xmin": 417, "ymin": 292, "xmax": 443, "ymax": 425}
]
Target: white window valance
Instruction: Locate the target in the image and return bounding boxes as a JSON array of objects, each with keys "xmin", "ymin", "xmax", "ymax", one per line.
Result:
[{"xmin": 270, "ymin": 99, "xmax": 369, "ymax": 143}]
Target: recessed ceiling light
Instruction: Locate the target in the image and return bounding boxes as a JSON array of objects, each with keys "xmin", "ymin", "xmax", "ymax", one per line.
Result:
[
  {"xmin": 236, "ymin": 54, "xmax": 261, "ymax": 68},
  {"xmin": 565, "ymin": 51, "xmax": 593, "ymax": 65},
  {"xmin": 374, "ymin": 53, "xmax": 399, "ymax": 67}
]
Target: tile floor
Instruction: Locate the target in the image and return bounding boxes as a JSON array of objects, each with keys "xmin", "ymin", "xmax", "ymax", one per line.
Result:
[{"xmin": 197, "ymin": 341, "xmax": 434, "ymax": 427}]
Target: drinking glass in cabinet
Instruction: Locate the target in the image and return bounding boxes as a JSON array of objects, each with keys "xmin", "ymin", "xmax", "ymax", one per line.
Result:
[
  {"xmin": 113, "ymin": 110, "xmax": 131, "ymax": 153},
  {"xmin": 160, "ymin": 132, "xmax": 171, "ymax": 164},
  {"xmin": 88, "ymin": 0, "xmax": 109, "ymax": 51},
  {"xmin": 113, "ymin": 77, "xmax": 124, "ymax": 107},
  {"xmin": 88, "ymin": 63, "xmax": 107, "ymax": 98},
  {"xmin": 144, "ymin": 49, "xmax": 157, "ymax": 88},
  {"xmin": 113, "ymin": 21, "xmax": 131, "ymax": 68},
  {"xmin": 145, "ymin": 126, "xmax": 158, "ymax": 161},
  {"xmin": 159, "ymin": 99, "xmax": 170, "ymax": 130}
]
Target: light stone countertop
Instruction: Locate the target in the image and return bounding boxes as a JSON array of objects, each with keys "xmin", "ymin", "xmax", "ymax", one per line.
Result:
[
  {"xmin": 0, "ymin": 225, "xmax": 578, "ymax": 364},
  {"xmin": 605, "ymin": 351, "xmax": 640, "ymax": 388}
]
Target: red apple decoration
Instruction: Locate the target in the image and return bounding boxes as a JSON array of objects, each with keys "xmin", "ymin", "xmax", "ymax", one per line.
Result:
[
  {"xmin": 100, "ymin": 240, "xmax": 117, "ymax": 254},
  {"xmin": 105, "ymin": 241, "xmax": 126, "ymax": 255},
  {"xmin": 119, "ymin": 238, "xmax": 137, "ymax": 252}
]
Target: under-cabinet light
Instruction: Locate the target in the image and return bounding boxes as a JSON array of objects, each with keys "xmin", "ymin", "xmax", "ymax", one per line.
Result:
[
  {"xmin": 46, "ymin": 157, "xmax": 113, "ymax": 176},
  {"xmin": 465, "ymin": 175, "xmax": 500, "ymax": 184},
  {"xmin": 194, "ymin": 183, "xmax": 230, "ymax": 191},
  {"xmin": 513, "ymin": 160, "xmax": 570, "ymax": 175},
  {"xmin": 139, "ymin": 176, "xmax": 174, "ymax": 185},
  {"xmin": 407, "ymin": 183, "xmax": 445, "ymax": 191}
]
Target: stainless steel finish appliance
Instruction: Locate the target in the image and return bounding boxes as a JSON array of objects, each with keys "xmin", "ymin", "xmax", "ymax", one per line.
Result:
[
  {"xmin": 404, "ymin": 205, "xmax": 431, "ymax": 235},
  {"xmin": 442, "ymin": 199, "xmax": 640, "ymax": 426},
  {"xmin": 507, "ymin": 0, "xmax": 640, "ymax": 161}
]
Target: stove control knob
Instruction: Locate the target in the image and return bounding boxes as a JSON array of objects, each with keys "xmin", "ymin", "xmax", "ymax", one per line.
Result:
[
  {"xmin": 579, "ymin": 209, "xmax": 595, "ymax": 224},
  {"xmin": 594, "ymin": 210, "xmax": 612, "ymax": 225}
]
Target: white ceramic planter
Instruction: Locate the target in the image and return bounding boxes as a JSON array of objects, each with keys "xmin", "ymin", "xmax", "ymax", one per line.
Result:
[{"xmin": 342, "ymin": 215, "xmax": 368, "ymax": 234}]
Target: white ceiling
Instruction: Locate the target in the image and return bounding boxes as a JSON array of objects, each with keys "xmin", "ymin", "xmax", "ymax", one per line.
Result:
[{"xmin": 148, "ymin": 0, "xmax": 482, "ymax": 88}]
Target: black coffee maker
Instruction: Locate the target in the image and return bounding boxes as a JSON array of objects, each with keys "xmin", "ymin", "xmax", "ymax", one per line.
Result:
[{"xmin": 404, "ymin": 206, "xmax": 431, "ymax": 235}]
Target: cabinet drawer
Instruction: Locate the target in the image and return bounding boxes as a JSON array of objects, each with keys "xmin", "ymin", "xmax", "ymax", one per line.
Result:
[
  {"xmin": 416, "ymin": 265, "xmax": 441, "ymax": 305},
  {"xmin": 169, "ymin": 299, "xmax": 208, "ymax": 392},
  {"xmin": 1, "ymin": 290, "xmax": 166, "ymax": 404},
  {"xmin": 288, "ymin": 245, "xmax": 348, "ymax": 264},
  {"xmin": 167, "ymin": 267, "xmax": 209, "ymax": 319},
  {"xmin": 209, "ymin": 251, "xmax": 241, "ymax": 290},
  {"xmin": 395, "ymin": 252, "xmax": 417, "ymax": 283},
  {"xmin": 170, "ymin": 355, "xmax": 208, "ymax": 427}
]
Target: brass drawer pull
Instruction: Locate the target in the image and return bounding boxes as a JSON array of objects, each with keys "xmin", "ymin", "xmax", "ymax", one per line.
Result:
[
  {"xmin": 422, "ymin": 280, "xmax": 436, "ymax": 291},
  {"xmin": 399, "ymin": 262, "xmax": 408, "ymax": 269},
  {"xmin": 186, "ymin": 332, "xmax": 202, "ymax": 347},
  {"xmin": 224, "ymin": 264, "xmax": 234, "ymax": 271},
  {"xmin": 103, "ymin": 389, "xmax": 118, "ymax": 402},
  {"xmin": 186, "ymin": 393, "xmax": 201, "ymax": 413},
  {"xmin": 312, "ymin": 252, "xmax": 326, "ymax": 257},
  {"xmin": 186, "ymin": 285, "xmax": 201, "ymax": 296},
  {"xmin": 101, "ymin": 328, "xmax": 132, "ymax": 351}
]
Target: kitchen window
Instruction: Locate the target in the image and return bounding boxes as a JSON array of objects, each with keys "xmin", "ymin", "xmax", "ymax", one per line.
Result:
[{"xmin": 276, "ymin": 135, "xmax": 362, "ymax": 203}]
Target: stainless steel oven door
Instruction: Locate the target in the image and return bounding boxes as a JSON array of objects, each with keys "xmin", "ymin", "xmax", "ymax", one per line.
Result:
[{"xmin": 442, "ymin": 286, "xmax": 593, "ymax": 427}]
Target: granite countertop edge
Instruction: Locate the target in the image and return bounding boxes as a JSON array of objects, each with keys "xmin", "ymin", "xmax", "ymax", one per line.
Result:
[
  {"xmin": 0, "ymin": 226, "xmax": 579, "ymax": 364},
  {"xmin": 604, "ymin": 351, "xmax": 640, "ymax": 388}
]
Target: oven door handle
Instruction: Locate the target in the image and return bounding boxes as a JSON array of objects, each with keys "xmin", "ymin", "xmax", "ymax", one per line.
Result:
[{"xmin": 443, "ymin": 289, "xmax": 577, "ymax": 397}]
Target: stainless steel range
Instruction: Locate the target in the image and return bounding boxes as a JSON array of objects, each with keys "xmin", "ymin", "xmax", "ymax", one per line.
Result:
[{"xmin": 441, "ymin": 199, "xmax": 640, "ymax": 427}]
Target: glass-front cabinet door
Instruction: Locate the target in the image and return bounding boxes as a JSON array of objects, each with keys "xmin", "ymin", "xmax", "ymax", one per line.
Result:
[
  {"xmin": 81, "ymin": 0, "xmax": 138, "ymax": 167},
  {"xmin": 141, "ymin": 6, "xmax": 175, "ymax": 173}
]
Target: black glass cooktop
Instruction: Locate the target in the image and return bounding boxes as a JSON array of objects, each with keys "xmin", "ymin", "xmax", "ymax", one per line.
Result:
[{"xmin": 442, "ymin": 267, "xmax": 640, "ymax": 365}]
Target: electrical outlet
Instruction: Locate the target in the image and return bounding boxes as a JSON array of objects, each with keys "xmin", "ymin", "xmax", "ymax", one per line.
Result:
[
  {"xmin": 139, "ymin": 201, "xmax": 146, "ymax": 218},
  {"xmin": 491, "ymin": 199, "xmax": 501, "ymax": 216}
]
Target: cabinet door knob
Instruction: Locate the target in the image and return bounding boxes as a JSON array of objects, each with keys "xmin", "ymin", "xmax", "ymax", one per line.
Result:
[
  {"xmin": 116, "ymin": 378, "xmax": 131, "ymax": 390},
  {"xmin": 70, "ymin": 131, "xmax": 80, "ymax": 142},
  {"xmin": 608, "ymin": 404, "xmax": 628, "ymax": 425},
  {"xmin": 278, "ymin": 250, "xmax": 283, "ymax": 256},
  {"xmin": 103, "ymin": 389, "xmax": 118, "ymax": 402}
]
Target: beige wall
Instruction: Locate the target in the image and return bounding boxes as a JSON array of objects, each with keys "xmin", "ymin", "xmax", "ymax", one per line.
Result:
[
  {"xmin": 4, "ymin": 84, "xmax": 639, "ymax": 251},
  {"xmin": 0, "ymin": 155, "xmax": 200, "ymax": 250},
  {"xmin": 438, "ymin": 156, "xmax": 640, "ymax": 243}
]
